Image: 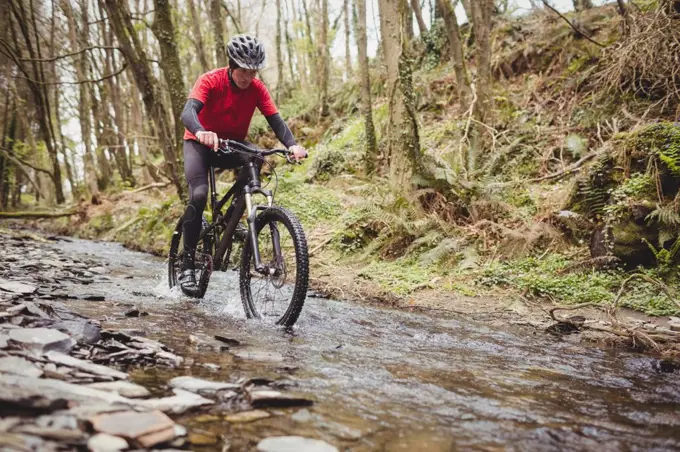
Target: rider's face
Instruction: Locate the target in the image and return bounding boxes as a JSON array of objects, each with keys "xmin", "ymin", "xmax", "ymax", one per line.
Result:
[{"xmin": 232, "ymin": 68, "xmax": 257, "ymax": 89}]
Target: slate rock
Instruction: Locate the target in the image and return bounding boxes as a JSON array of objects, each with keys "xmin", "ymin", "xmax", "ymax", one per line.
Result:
[
  {"xmin": 225, "ymin": 410, "xmax": 271, "ymax": 423},
  {"xmin": 89, "ymin": 410, "xmax": 176, "ymax": 448},
  {"xmin": 0, "ymin": 355, "xmax": 43, "ymax": 378},
  {"xmin": 8, "ymin": 328, "xmax": 76, "ymax": 354},
  {"xmin": 53, "ymin": 320, "xmax": 102, "ymax": 344},
  {"xmin": 87, "ymin": 433, "xmax": 129, "ymax": 452},
  {"xmin": 249, "ymin": 390, "xmax": 314, "ymax": 408},
  {"xmin": 257, "ymin": 436, "xmax": 338, "ymax": 452},
  {"xmin": 0, "ymin": 280, "xmax": 37, "ymax": 294},
  {"xmin": 43, "ymin": 351, "xmax": 128, "ymax": 380},
  {"xmin": 169, "ymin": 376, "xmax": 240, "ymax": 396},
  {"xmin": 86, "ymin": 381, "xmax": 150, "ymax": 398},
  {"xmin": 134, "ymin": 389, "xmax": 213, "ymax": 414}
]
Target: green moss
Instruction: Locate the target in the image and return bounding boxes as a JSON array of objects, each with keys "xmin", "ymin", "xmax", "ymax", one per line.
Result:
[
  {"xmin": 274, "ymin": 172, "xmax": 343, "ymax": 229},
  {"xmin": 357, "ymin": 260, "xmax": 435, "ymax": 296}
]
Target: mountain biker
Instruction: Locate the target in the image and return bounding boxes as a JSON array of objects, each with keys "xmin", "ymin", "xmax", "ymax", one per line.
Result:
[{"xmin": 179, "ymin": 34, "xmax": 307, "ymax": 297}]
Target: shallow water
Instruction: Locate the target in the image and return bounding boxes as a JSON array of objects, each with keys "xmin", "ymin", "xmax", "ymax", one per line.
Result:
[{"xmin": 53, "ymin": 237, "xmax": 680, "ymax": 451}]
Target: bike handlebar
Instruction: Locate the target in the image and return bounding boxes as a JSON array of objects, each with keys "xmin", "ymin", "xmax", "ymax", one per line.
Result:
[{"xmin": 217, "ymin": 139, "xmax": 291, "ymax": 157}]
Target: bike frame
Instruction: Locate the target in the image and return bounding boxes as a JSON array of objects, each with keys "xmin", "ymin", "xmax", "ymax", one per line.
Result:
[{"xmin": 195, "ymin": 141, "xmax": 283, "ymax": 274}]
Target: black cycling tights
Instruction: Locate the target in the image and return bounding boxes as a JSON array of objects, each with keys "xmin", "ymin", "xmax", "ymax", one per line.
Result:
[{"xmin": 182, "ymin": 139, "xmax": 261, "ymax": 269}]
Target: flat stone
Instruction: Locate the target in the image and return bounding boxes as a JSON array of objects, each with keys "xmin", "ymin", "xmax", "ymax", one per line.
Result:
[
  {"xmin": 43, "ymin": 351, "xmax": 128, "ymax": 380},
  {"xmin": 86, "ymin": 381, "xmax": 150, "ymax": 398},
  {"xmin": 89, "ymin": 267, "xmax": 107, "ymax": 274},
  {"xmin": 87, "ymin": 433, "xmax": 129, "ymax": 452},
  {"xmin": 12, "ymin": 425, "xmax": 84, "ymax": 441},
  {"xmin": 0, "ymin": 355, "xmax": 43, "ymax": 378},
  {"xmin": 135, "ymin": 389, "xmax": 213, "ymax": 414},
  {"xmin": 192, "ymin": 414, "xmax": 221, "ymax": 423},
  {"xmin": 0, "ymin": 374, "xmax": 131, "ymax": 413},
  {"xmin": 8, "ymin": 328, "xmax": 76, "ymax": 354},
  {"xmin": 225, "ymin": 410, "xmax": 271, "ymax": 423},
  {"xmin": 188, "ymin": 429, "xmax": 218, "ymax": 445},
  {"xmin": 249, "ymin": 391, "xmax": 314, "ymax": 409},
  {"xmin": 0, "ymin": 280, "xmax": 37, "ymax": 294},
  {"xmin": 669, "ymin": 322, "xmax": 680, "ymax": 332},
  {"xmin": 169, "ymin": 376, "xmax": 240, "ymax": 395},
  {"xmin": 257, "ymin": 436, "xmax": 338, "ymax": 452},
  {"xmin": 89, "ymin": 410, "xmax": 175, "ymax": 447},
  {"xmin": 233, "ymin": 350, "xmax": 285, "ymax": 363},
  {"xmin": 53, "ymin": 320, "xmax": 101, "ymax": 344}
]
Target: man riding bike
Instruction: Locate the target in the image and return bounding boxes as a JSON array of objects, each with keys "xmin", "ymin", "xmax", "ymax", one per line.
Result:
[{"xmin": 179, "ymin": 34, "xmax": 307, "ymax": 297}]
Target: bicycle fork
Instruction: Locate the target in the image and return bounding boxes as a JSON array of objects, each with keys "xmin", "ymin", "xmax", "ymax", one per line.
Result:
[{"xmin": 244, "ymin": 186, "xmax": 281, "ymax": 275}]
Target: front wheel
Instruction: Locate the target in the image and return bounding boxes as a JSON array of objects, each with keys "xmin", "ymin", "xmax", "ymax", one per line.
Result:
[{"xmin": 239, "ymin": 207, "xmax": 309, "ymax": 326}]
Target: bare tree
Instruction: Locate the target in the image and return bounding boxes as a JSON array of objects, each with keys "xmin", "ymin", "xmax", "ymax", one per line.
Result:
[
  {"xmin": 187, "ymin": 0, "xmax": 210, "ymax": 72},
  {"xmin": 317, "ymin": 0, "xmax": 330, "ymax": 116},
  {"xmin": 410, "ymin": 0, "xmax": 428, "ymax": 36},
  {"xmin": 437, "ymin": 0, "xmax": 470, "ymax": 103},
  {"xmin": 354, "ymin": 0, "xmax": 377, "ymax": 173},
  {"xmin": 470, "ymin": 0, "xmax": 493, "ymax": 122},
  {"xmin": 344, "ymin": 0, "xmax": 353, "ymax": 80},
  {"xmin": 104, "ymin": 0, "xmax": 184, "ymax": 198},
  {"xmin": 276, "ymin": 0, "xmax": 284, "ymax": 102},
  {"xmin": 7, "ymin": 0, "xmax": 65, "ymax": 203},
  {"xmin": 210, "ymin": 0, "xmax": 228, "ymax": 68}
]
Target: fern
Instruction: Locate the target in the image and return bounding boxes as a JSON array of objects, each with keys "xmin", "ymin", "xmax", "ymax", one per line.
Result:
[{"xmin": 646, "ymin": 204, "xmax": 680, "ymax": 227}]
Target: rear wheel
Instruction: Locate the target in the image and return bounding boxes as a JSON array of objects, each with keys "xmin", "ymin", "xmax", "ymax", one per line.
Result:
[
  {"xmin": 239, "ymin": 207, "xmax": 309, "ymax": 326},
  {"xmin": 168, "ymin": 217, "xmax": 213, "ymax": 298}
]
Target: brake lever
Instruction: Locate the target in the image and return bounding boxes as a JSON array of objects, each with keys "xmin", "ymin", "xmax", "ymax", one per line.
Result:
[{"xmin": 286, "ymin": 154, "xmax": 302, "ymax": 165}]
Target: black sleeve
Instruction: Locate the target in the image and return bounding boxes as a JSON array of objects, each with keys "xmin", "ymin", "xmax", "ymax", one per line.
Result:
[
  {"xmin": 180, "ymin": 98, "xmax": 206, "ymax": 136},
  {"xmin": 265, "ymin": 113, "xmax": 297, "ymax": 148}
]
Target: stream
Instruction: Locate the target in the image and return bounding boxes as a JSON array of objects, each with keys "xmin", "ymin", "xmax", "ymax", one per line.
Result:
[{"xmin": 50, "ymin": 236, "xmax": 680, "ymax": 451}]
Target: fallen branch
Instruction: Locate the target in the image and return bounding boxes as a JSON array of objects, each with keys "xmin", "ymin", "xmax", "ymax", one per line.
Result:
[
  {"xmin": 309, "ymin": 236, "xmax": 334, "ymax": 257},
  {"xmin": 0, "ymin": 209, "xmax": 80, "ymax": 219},
  {"xmin": 128, "ymin": 181, "xmax": 171, "ymax": 194},
  {"xmin": 540, "ymin": 0, "xmax": 605, "ymax": 48},
  {"xmin": 528, "ymin": 150, "xmax": 601, "ymax": 182}
]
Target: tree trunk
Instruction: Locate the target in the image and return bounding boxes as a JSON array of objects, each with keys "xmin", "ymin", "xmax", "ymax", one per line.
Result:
[
  {"xmin": 437, "ymin": 0, "xmax": 470, "ymax": 103},
  {"xmin": 210, "ymin": 0, "xmax": 228, "ymax": 67},
  {"xmin": 470, "ymin": 0, "xmax": 493, "ymax": 123},
  {"xmin": 317, "ymin": 0, "xmax": 330, "ymax": 116},
  {"xmin": 152, "ymin": 0, "xmax": 186, "ymax": 151},
  {"xmin": 410, "ymin": 0, "xmax": 428, "ymax": 36},
  {"xmin": 301, "ymin": 0, "xmax": 318, "ymax": 86},
  {"xmin": 344, "ymin": 0, "xmax": 353, "ymax": 80},
  {"xmin": 284, "ymin": 0, "xmax": 298, "ymax": 89},
  {"xmin": 354, "ymin": 0, "xmax": 378, "ymax": 174},
  {"xmin": 378, "ymin": 0, "xmax": 404, "ymax": 173},
  {"xmin": 187, "ymin": 0, "xmax": 210, "ymax": 72},
  {"xmin": 103, "ymin": 17, "xmax": 135, "ymax": 185},
  {"xmin": 61, "ymin": 0, "xmax": 102, "ymax": 196},
  {"xmin": 104, "ymin": 0, "xmax": 184, "ymax": 199},
  {"xmin": 9, "ymin": 1, "xmax": 65, "ymax": 204},
  {"xmin": 276, "ymin": 0, "xmax": 284, "ymax": 102},
  {"xmin": 397, "ymin": 0, "xmax": 423, "ymax": 177}
]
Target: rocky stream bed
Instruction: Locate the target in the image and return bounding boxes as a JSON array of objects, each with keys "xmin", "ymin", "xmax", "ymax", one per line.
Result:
[{"xmin": 0, "ymin": 228, "xmax": 679, "ymax": 451}]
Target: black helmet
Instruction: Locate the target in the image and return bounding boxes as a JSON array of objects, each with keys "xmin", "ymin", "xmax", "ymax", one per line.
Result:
[{"xmin": 227, "ymin": 34, "xmax": 266, "ymax": 70}]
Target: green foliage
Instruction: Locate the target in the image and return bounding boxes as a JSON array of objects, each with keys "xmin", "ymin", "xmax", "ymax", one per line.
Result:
[
  {"xmin": 357, "ymin": 260, "xmax": 435, "ymax": 296},
  {"xmin": 479, "ymin": 254, "xmax": 618, "ymax": 305},
  {"xmin": 274, "ymin": 170, "xmax": 343, "ymax": 228},
  {"xmin": 475, "ymin": 252, "xmax": 680, "ymax": 315},
  {"xmin": 86, "ymin": 213, "xmax": 114, "ymax": 235}
]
